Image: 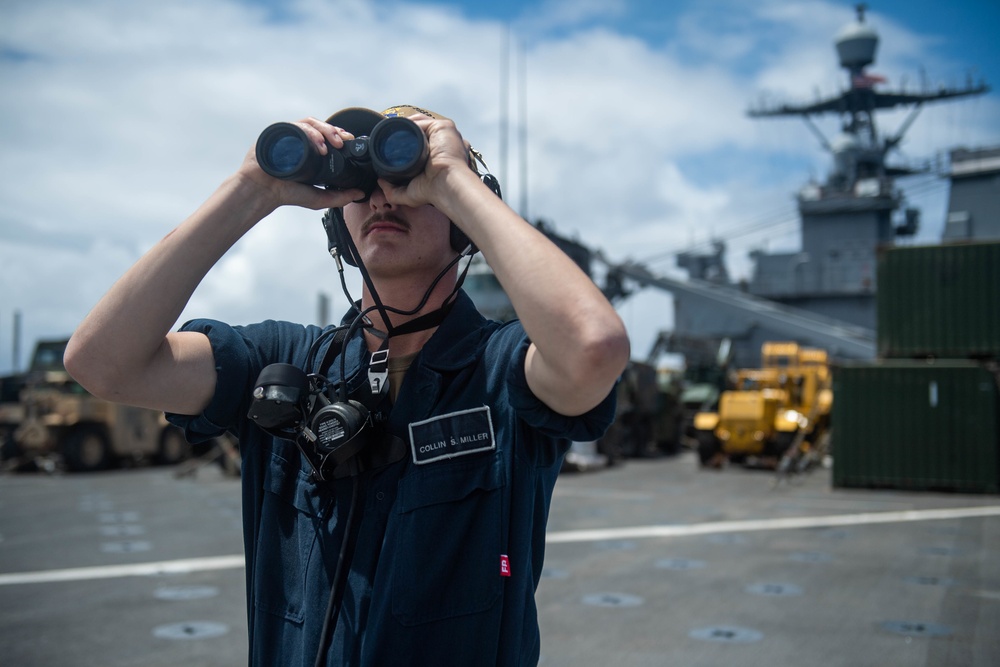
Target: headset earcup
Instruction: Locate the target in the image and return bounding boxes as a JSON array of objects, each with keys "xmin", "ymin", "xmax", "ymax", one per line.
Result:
[
  {"xmin": 310, "ymin": 399, "xmax": 370, "ymax": 465},
  {"xmin": 450, "ymin": 173, "xmax": 502, "ymax": 255},
  {"xmin": 481, "ymin": 173, "xmax": 503, "ymax": 200},
  {"xmin": 450, "ymin": 224, "xmax": 473, "ymax": 255},
  {"xmin": 326, "ymin": 208, "xmax": 359, "ymax": 267}
]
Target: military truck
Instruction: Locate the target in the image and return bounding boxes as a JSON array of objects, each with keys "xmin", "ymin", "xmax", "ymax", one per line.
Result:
[
  {"xmin": 0, "ymin": 371, "xmax": 28, "ymax": 464},
  {"xmin": 6, "ymin": 339, "xmax": 193, "ymax": 472},
  {"xmin": 693, "ymin": 342, "xmax": 832, "ymax": 468},
  {"xmin": 593, "ymin": 360, "xmax": 684, "ymax": 463}
]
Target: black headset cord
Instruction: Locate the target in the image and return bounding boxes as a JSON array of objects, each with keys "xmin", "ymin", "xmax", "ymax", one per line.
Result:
[
  {"xmin": 313, "ymin": 469, "xmax": 362, "ymax": 667},
  {"xmin": 309, "ymin": 209, "xmax": 476, "ymax": 666}
]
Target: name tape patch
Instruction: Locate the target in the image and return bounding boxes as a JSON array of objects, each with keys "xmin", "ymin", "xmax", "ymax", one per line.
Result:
[{"xmin": 408, "ymin": 406, "xmax": 496, "ymax": 465}]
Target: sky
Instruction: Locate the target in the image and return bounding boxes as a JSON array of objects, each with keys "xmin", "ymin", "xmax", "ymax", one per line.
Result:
[{"xmin": 1, "ymin": 0, "xmax": 998, "ymax": 375}]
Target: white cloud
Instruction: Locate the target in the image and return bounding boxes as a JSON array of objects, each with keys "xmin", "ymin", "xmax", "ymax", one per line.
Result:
[{"xmin": 0, "ymin": 0, "xmax": 996, "ymax": 371}]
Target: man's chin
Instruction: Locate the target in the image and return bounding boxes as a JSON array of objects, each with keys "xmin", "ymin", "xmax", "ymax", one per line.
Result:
[{"xmin": 361, "ymin": 251, "xmax": 457, "ymax": 281}]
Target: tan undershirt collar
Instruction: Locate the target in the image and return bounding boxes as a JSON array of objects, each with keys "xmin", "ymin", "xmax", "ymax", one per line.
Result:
[{"xmin": 388, "ymin": 352, "xmax": 419, "ymax": 403}]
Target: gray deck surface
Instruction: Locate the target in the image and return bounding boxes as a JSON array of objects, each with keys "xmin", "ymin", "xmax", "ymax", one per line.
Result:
[{"xmin": 1, "ymin": 452, "xmax": 997, "ymax": 666}]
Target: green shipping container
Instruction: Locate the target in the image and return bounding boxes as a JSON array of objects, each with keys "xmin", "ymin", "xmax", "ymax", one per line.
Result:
[
  {"xmin": 833, "ymin": 360, "xmax": 1000, "ymax": 493},
  {"xmin": 877, "ymin": 242, "xmax": 1000, "ymax": 359}
]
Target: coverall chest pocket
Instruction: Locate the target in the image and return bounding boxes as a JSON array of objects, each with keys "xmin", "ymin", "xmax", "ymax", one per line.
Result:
[
  {"xmin": 391, "ymin": 453, "xmax": 505, "ymax": 626},
  {"xmin": 255, "ymin": 453, "xmax": 332, "ymax": 623}
]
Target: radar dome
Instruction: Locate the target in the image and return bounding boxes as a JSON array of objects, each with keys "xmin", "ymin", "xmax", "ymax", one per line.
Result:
[{"xmin": 835, "ymin": 17, "xmax": 879, "ymax": 71}]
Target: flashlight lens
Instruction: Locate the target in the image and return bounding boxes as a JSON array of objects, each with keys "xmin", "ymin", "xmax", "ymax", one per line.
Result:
[{"xmin": 267, "ymin": 135, "xmax": 307, "ymax": 175}]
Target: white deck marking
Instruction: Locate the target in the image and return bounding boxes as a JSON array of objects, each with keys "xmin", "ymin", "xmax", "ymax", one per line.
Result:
[
  {"xmin": 0, "ymin": 555, "xmax": 244, "ymax": 586},
  {"xmin": 3, "ymin": 506, "xmax": 999, "ymax": 585},
  {"xmin": 545, "ymin": 505, "xmax": 1000, "ymax": 543}
]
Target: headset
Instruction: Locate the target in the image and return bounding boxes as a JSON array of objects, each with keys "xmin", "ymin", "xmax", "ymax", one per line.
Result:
[{"xmin": 247, "ymin": 335, "xmax": 382, "ymax": 483}]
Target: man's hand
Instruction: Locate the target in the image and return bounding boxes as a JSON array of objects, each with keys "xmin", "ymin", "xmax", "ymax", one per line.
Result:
[
  {"xmin": 66, "ymin": 114, "xmax": 368, "ymax": 416},
  {"xmin": 376, "ymin": 114, "xmax": 481, "ymax": 210},
  {"xmin": 237, "ymin": 116, "xmax": 366, "ymax": 213},
  {"xmin": 373, "ymin": 113, "xmax": 630, "ymax": 416}
]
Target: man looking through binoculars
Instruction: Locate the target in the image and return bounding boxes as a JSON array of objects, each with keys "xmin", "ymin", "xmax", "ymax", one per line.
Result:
[{"xmin": 65, "ymin": 104, "xmax": 629, "ymax": 666}]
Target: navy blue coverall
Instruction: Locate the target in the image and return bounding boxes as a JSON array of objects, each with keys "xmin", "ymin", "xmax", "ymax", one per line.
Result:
[{"xmin": 168, "ymin": 291, "xmax": 616, "ymax": 665}]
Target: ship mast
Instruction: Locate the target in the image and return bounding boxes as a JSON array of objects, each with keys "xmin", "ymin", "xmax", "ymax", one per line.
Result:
[{"xmin": 749, "ymin": 3, "xmax": 988, "ymax": 199}]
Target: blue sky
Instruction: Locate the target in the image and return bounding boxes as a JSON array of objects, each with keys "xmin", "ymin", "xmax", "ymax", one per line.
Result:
[
  {"xmin": 402, "ymin": 0, "xmax": 999, "ymax": 189},
  {"xmin": 424, "ymin": 0, "xmax": 997, "ymax": 66},
  {"xmin": 1, "ymin": 0, "xmax": 998, "ymax": 371},
  {"xmin": 375, "ymin": 0, "xmax": 1000, "ymax": 109}
]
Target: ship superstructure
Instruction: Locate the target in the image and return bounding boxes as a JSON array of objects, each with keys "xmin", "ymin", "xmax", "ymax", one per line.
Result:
[
  {"xmin": 942, "ymin": 145, "xmax": 1000, "ymax": 241},
  {"xmin": 739, "ymin": 4, "xmax": 988, "ymax": 331},
  {"xmin": 468, "ymin": 5, "xmax": 993, "ymax": 369}
]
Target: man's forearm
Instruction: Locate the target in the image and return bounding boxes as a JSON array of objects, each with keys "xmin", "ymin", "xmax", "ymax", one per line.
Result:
[
  {"xmin": 64, "ymin": 173, "xmax": 276, "ymax": 408},
  {"xmin": 439, "ymin": 171, "xmax": 630, "ymax": 415}
]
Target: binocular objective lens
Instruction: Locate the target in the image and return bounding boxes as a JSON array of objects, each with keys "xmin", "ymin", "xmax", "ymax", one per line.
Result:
[
  {"xmin": 267, "ymin": 135, "xmax": 307, "ymax": 175},
  {"xmin": 376, "ymin": 129, "xmax": 422, "ymax": 170}
]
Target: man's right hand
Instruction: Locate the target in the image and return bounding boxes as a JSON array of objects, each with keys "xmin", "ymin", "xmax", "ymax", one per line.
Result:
[
  {"xmin": 239, "ymin": 117, "xmax": 365, "ymax": 213},
  {"xmin": 65, "ymin": 116, "xmax": 364, "ymax": 416}
]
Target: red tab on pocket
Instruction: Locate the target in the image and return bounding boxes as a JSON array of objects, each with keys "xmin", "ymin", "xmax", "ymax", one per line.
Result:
[{"xmin": 500, "ymin": 554, "xmax": 511, "ymax": 577}]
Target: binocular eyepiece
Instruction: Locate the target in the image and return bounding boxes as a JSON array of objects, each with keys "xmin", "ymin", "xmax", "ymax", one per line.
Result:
[{"xmin": 255, "ymin": 116, "xmax": 428, "ymax": 195}]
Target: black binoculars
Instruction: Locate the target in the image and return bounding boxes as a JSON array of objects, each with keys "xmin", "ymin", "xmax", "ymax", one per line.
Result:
[{"xmin": 255, "ymin": 116, "xmax": 428, "ymax": 195}]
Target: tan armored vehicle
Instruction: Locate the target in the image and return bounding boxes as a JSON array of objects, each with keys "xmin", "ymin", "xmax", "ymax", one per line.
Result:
[{"xmin": 8, "ymin": 339, "xmax": 192, "ymax": 472}]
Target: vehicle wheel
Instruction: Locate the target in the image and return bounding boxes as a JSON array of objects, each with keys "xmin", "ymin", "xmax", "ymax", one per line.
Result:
[
  {"xmin": 596, "ymin": 422, "xmax": 627, "ymax": 465},
  {"xmin": 657, "ymin": 420, "xmax": 684, "ymax": 456},
  {"xmin": 1, "ymin": 432, "xmax": 21, "ymax": 461},
  {"xmin": 696, "ymin": 432, "xmax": 722, "ymax": 467},
  {"xmin": 64, "ymin": 426, "xmax": 111, "ymax": 472},
  {"xmin": 769, "ymin": 432, "xmax": 796, "ymax": 459},
  {"xmin": 157, "ymin": 426, "xmax": 190, "ymax": 465}
]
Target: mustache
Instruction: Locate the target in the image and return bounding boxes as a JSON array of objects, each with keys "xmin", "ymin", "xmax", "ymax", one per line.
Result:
[{"xmin": 362, "ymin": 212, "xmax": 410, "ymax": 235}]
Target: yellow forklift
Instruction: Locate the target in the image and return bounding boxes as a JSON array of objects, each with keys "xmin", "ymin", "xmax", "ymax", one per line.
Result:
[{"xmin": 693, "ymin": 342, "xmax": 832, "ymax": 469}]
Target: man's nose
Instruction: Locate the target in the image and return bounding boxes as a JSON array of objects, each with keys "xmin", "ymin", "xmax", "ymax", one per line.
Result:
[{"xmin": 368, "ymin": 185, "xmax": 392, "ymax": 210}]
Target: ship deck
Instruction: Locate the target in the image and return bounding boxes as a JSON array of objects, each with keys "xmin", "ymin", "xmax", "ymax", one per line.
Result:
[{"xmin": 1, "ymin": 452, "xmax": 998, "ymax": 666}]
